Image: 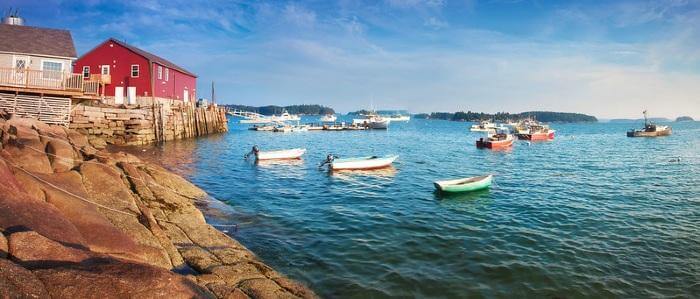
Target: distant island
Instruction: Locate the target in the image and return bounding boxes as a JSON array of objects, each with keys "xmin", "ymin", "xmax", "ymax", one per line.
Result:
[
  {"xmin": 413, "ymin": 111, "xmax": 597, "ymax": 123},
  {"xmin": 676, "ymin": 116, "xmax": 694, "ymax": 122},
  {"xmin": 608, "ymin": 117, "xmax": 671, "ymax": 123},
  {"xmin": 223, "ymin": 104, "xmax": 334, "ymax": 115}
]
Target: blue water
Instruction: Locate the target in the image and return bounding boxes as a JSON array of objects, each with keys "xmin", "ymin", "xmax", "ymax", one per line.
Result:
[{"xmin": 139, "ymin": 118, "xmax": 700, "ymax": 298}]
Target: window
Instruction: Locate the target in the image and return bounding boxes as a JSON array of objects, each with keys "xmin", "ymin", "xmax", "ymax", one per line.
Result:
[
  {"xmin": 131, "ymin": 65, "xmax": 139, "ymax": 77},
  {"xmin": 165, "ymin": 68, "xmax": 169, "ymax": 81},
  {"xmin": 41, "ymin": 60, "xmax": 63, "ymax": 80},
  {"xmin": 157, "ymin": 65, "xmax": 162, "ymax": 79},
  {"xmin": 101, "ymin": 65, "xmax": 110, "ymax": 75},
  {"xmin": 82, "ymin": 66, "xmax": 90, "ymax": 79}
]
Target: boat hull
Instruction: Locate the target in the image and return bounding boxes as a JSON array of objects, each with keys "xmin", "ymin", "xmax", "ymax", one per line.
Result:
[
  {"xmin": 627, "ymin": 128, "xmax": 672, "ymax": 137},
  {"xmin": 517, "ymin": 130, "xmax": 555, "ymax": 140},
  {"xmin": 435, "ymin": 175, "xmax": 493, "ymax": 193},
  {"xmin": 256, "ymin": 148, "xmax": 306, "ymax": 160},
  {"xmin": 331, "ymin": 155, "xmax": 398, "ymax": 170},
  {"xmin": 476, "ymin": 138, "xmax": 513, "ymax": 149}
]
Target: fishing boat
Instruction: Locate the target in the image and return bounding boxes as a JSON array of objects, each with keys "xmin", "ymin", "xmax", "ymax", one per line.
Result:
[
  {"xmin": 321, "ymin": 155, "xmax": 398, "ymax": 170},
  {"xmin": 476, "ymin": 129, "xmax": 515, "ymax": 149},
  {"xmin": 516, "ymin": 124, "xmax": 555, "ymax": 140},
  {"xmin": 245, "ymin": 146, "xmax": 306, "ymax": 160},
  {"xmin": 320, "ymin": 114, "xmax": 337, "ymax": 122},
  {"xmin": 470, "ymin": 120, "xmax": 497, "ymax": 132},
  {"xmin": 352, "ymin": 112, "xmax": 390, "ymax": 129},
  {"xmin": 270, "ymin": 110, "xmax": 301, "ymax": 122},
  {"xmin": 434, "ymin": 175, "xmax": 493, "ymax": 193},
  {"xmin": 627, "ymin": 110, "xmax": 672, "ymax": 137}
]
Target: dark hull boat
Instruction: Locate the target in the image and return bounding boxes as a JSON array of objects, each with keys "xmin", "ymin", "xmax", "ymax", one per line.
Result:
[{"xmin": 627, "ymin": 110, "xmax": 672, "ymax": 137}]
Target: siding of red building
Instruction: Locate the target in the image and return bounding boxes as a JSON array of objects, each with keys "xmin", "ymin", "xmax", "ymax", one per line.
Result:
[{"xmin": 74, "ymin": 39, "xmax": 196, "ymax": 101}]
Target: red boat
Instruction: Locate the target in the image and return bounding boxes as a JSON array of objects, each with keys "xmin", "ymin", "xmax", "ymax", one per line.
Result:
[
  {"xmin": 516, "ymin": 125, "xmax": 555, "ymax": 141},
  {"xmin": 476, "ymin": 133, "xmax": 514, "ymax": 149}
]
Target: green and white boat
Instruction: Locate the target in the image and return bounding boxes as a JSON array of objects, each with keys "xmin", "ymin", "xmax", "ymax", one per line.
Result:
[{"xmin": 434, "ymin": 175, "xmax": 493, "ymax": 193}]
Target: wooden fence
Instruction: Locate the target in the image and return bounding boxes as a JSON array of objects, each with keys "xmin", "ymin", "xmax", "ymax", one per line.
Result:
[{"xmin": 0, "ymin": 92, "xmax": 71, "ymax": 126}]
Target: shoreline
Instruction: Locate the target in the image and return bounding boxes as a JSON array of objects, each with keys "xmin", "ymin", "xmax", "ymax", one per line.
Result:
[{"xmin": 0, "ymin": 116, "xmax": 317, "ymax": 298}]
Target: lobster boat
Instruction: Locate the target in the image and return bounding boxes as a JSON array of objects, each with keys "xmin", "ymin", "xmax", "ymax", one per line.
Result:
[
  {"xmin": 516, "ymin": 125, "xmax": 555, "ymax": 140},
  {"xmin": 434, "ymin": 175, "xmax": 493, "ymax": 193},
  {"xmin": 627, "ymin": 110, "xmax": 672, "ymax": 137},
  {"xmin": 476, "ymin": 131, "xmax": 514, "ymax": 149},
  {"xmin": 321, "ymin": 155, "xmax": 398, "ymax": 170}
]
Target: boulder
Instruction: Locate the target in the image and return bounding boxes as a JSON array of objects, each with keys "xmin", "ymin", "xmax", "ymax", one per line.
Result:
[
  {"xmin": 0, "ymin": 160, "xmax": 86, "ymax": 249},
  {"xmin": 0, "ymin": 259, "xmax": 49, "ymax": 298},
  {"xmin": 88, "ymin": 136, "xmax": 107, "ymax": 149},
  {"xmin": 143, "ymin": 164, "xmax": 207, "ymax": 199},
  {"xmin": 33, "ymin": 259, "xmax": 214, "ymax": 298},
  {"xmin": 45, "ymin": 140, "xmax": 77, "ymax": 172},
  {"xmin": 1, "ymin": 138, "xmax": 53, "ymax": 174},
  {"xmin": 7, "ymin": 231, "xmax": 91, "ymax": 265},
  {"xmin": 0, "ymin": 232, "xmax": 7, "ymax": 258},
  {"xmin": 238, "ymin": 278, "xmax": 298, "ymax": 299}
]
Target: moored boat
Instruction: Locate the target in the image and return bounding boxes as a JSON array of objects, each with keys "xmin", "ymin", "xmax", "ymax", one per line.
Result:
[
  {"xmin": 246, "ymin": 146, "xmax": 306, "ymax": 160},
  {"xmin": 627, "ymin": 110, "xmax": 672, "ymax": 137},
  {"xmin": 516, "ymin": 124, "xmax": 555, "ymax": 140},
  {"xmin": 352, "ymin": 111, "xmax": 391, "ymax": 129},
  {"xmin": 470, "ymin": 120, "xmax": 497, "ymax": 132},
  {"xmin": 434, "ymin": 175, "xmax": 493, "ymax": 193},
  {"xmin": 320, "ymin": 155, "xmax": 398, "ymax": 170},
  {"xmin": 320, "ymin": 114, "xmax": 337, "ymax": 122},
  {"xmin": 476, "ymin": 130, "xmax": 514, "ymax": 149}
]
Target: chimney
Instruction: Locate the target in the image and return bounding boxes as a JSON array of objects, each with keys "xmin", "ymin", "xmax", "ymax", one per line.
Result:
[{"xmin": 2, "ymin": 8, "xmax": 24, "ymax": 26}]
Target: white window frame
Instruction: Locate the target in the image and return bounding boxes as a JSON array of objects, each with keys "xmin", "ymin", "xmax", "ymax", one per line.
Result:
[
  {"xmin": 130, "ymin": 64, "xmax": 139, "ymax": 78},
  {"xmin": 82, "ymin": 66, "xmax": 90, "ymax": 80},
  {"xmin": 157, "ymin": 65, "xmax": 162, "ymax": 79},
  {"xmin": 101, "ymin": 65, "xmax": 110, "ymax": 75},
  {"xmin": 40, "ymin": 59, "xmax": 65, "ymax": 81},
  {"xmin": 165, "ymin": 68, "xmax": 169, "ymax": 81}
]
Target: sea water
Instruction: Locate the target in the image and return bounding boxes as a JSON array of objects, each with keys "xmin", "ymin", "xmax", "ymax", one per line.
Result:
[{"xmin": 141, "ymin": 117, "xmax": 700, "ymax": 298}]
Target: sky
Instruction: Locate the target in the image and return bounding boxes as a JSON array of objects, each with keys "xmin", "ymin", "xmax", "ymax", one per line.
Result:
[{"xmin": 6, "ymin": 0, "xmax": 700, "ymax": 118}]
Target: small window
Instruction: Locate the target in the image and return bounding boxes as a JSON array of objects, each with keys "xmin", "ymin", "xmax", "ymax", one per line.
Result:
[
  {"xmin": 101, "ymin": 65, "xmax": 110, "ymax": 75},
  {"xmin": 157, "ymin": 65, "xmax": 162, "ymax": 79},
  {"xmin": 82, "ymin": 66, "xmax": 90, "ymax": 79},
  {"xmin": 165, "ymin": 68, "xmax": 169, "ymax": 81},
  {"xmin": 131, "ymin": 65, "xmax": 139, "ymax": 77},
  {"xmin": 42, "ymin": 61, "xmax": 63, "ymax": 80}
]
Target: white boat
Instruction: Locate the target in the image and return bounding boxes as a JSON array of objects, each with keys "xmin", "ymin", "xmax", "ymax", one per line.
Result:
[
  {"xmin": 383, "ymin": 115, "xmax": 410, "ymax": 122},
  {"xmin": 320, "ymin": 114, "xmax": 337, "ymax": 122},
  {"xmin": 470, "ymin": 120, "xmax": 497, "ymax": 132},
  {"xmin": 270, "ymin": 110, "xmax": 301, "ymax": 122},
  {"xmin": 251, "ymin": 148, "xmax": 306, "ymax": 160},
  {"xmin": 328, "ymin": 155, "xmax": 398, "ymax": 170},
  {"xmin": 352, "ymin": 113, "xmax": 390, "ymax": 129},
  {"xmin": 273, "ymin": 124, "xmax": 308, "ymax": 133}
]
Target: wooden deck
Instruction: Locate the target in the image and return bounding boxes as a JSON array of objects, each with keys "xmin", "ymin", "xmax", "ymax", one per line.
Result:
[{"xmin": 0, "ymin": 67, "xmax": 99, "ymax": 97}]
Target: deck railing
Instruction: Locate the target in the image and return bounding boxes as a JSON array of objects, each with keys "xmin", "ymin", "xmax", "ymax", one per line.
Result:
[{"xmin": 0, "ymin": 67, "xmax": 99, "ymax": 95}]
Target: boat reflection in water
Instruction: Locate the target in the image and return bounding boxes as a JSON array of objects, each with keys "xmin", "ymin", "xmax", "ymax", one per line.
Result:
[
  {"xmin": 255, "ymin": 158, "xmax": 305, "ymax": 167},
  {"xmin": 330, "ymin": 166, "xmax": 397, "ymax": 179}
]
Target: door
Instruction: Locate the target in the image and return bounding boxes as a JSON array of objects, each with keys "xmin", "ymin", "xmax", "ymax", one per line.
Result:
[
  {"xmin": 114, "ymin": 86, "xmax": 124, "ymax": 104},
  {"xmin": 183, "ymin": 89, "xmax": 189, "ymax": 103},
  {"xmin": 12, "ymin": 56, "xmax": 29, "ymax": 85},
  {"xmin": 127, "ymin": 87, "xmax": 137, "ymax": 105}
]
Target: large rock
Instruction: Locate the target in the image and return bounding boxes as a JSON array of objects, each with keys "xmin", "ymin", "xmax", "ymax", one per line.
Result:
[
  {"xmin": 33, "ymin": 259, "xmax": 214, "ymax": 298},
  {"xmin": 0, "ymin": 259, "xmax": 49, "ymax": 298},
  {"xmin": 8, "ymin": 231, "xmax": 91, "ymax": 265},
  {"xmin": 45, "ymin": 140, "xmax": 77, "ymax": 172},
  {"xmin": 0, "ymin": 232, "xmax": 7, "ymax": 259},
  {"xmin": 0, "ymin": 160, "xmax": 86, "ymax": 249}
]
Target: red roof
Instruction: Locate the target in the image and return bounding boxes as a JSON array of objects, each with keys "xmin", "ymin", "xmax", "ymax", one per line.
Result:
[
  {"xmin": 0, "ymin": 24, "xmax": 76, "ymax": 58},
  {"xmin": 96, "ymin": 38, "xmax": 197, "ymax": 77}
]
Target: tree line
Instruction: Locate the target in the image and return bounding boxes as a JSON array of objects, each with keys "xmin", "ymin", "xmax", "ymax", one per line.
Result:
[{"xmin": 413, "ymin": 111, "xmax": 597, "ymax": 122}]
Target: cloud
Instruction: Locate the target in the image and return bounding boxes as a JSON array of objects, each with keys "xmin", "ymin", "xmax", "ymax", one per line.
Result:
[
  {"xmin": 282, "ymin": 3, "xmax": 317, "ymax": 27},
  {"xmin": 423, "ymin": 17, "xmax": 448, "ymax": 29}
]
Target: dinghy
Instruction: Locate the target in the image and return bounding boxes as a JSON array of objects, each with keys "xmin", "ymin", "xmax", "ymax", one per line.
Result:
[
  {"xmin": 245, "ymin": 146, "xmax": 306, "ymax": 160},
  {"xmin": 434, "ymin": 175, "xmax": 493, "ymax": 193},
  {"xmin": 320, "ymin": 155, "xmax": 398, "ymax": 170}
]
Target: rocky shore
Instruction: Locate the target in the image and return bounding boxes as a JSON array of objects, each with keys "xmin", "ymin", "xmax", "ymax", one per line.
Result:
[{"xmin": 0, "ymin": 116, "xmax": 317, "ymax": 298}]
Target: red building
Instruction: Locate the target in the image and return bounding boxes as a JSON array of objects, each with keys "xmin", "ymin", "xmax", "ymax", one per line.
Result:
[{"xmin": 74, "ymin": 38, "xmax": 196, "ymax": 104}]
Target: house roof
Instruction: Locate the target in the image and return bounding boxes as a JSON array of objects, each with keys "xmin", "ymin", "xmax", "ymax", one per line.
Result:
[
  {"xmin": 108, "ymin": 38, "xmax": 197, "ymax": 77},
  {"xmin": 0, "ymin": 24, "xmax": 77, "ymax": 58}
]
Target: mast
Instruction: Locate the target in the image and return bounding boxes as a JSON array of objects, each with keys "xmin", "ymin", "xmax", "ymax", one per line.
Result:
[
  {"xmin": 211, "ymin": 81, "xmax": 215, "ymax": 104},
  {"xmin": 643, "ymin": 110, "xmax": 648, "ymax": 126}
]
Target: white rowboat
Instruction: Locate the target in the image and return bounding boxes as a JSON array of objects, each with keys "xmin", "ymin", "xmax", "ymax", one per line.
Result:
[
  {"xmin": 331, "ymin": 155, "xmax": 398, "ymax": 170},
  {"xmin": 255, "ymin": 148, "xmax": 306, "ymax": 160}
]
